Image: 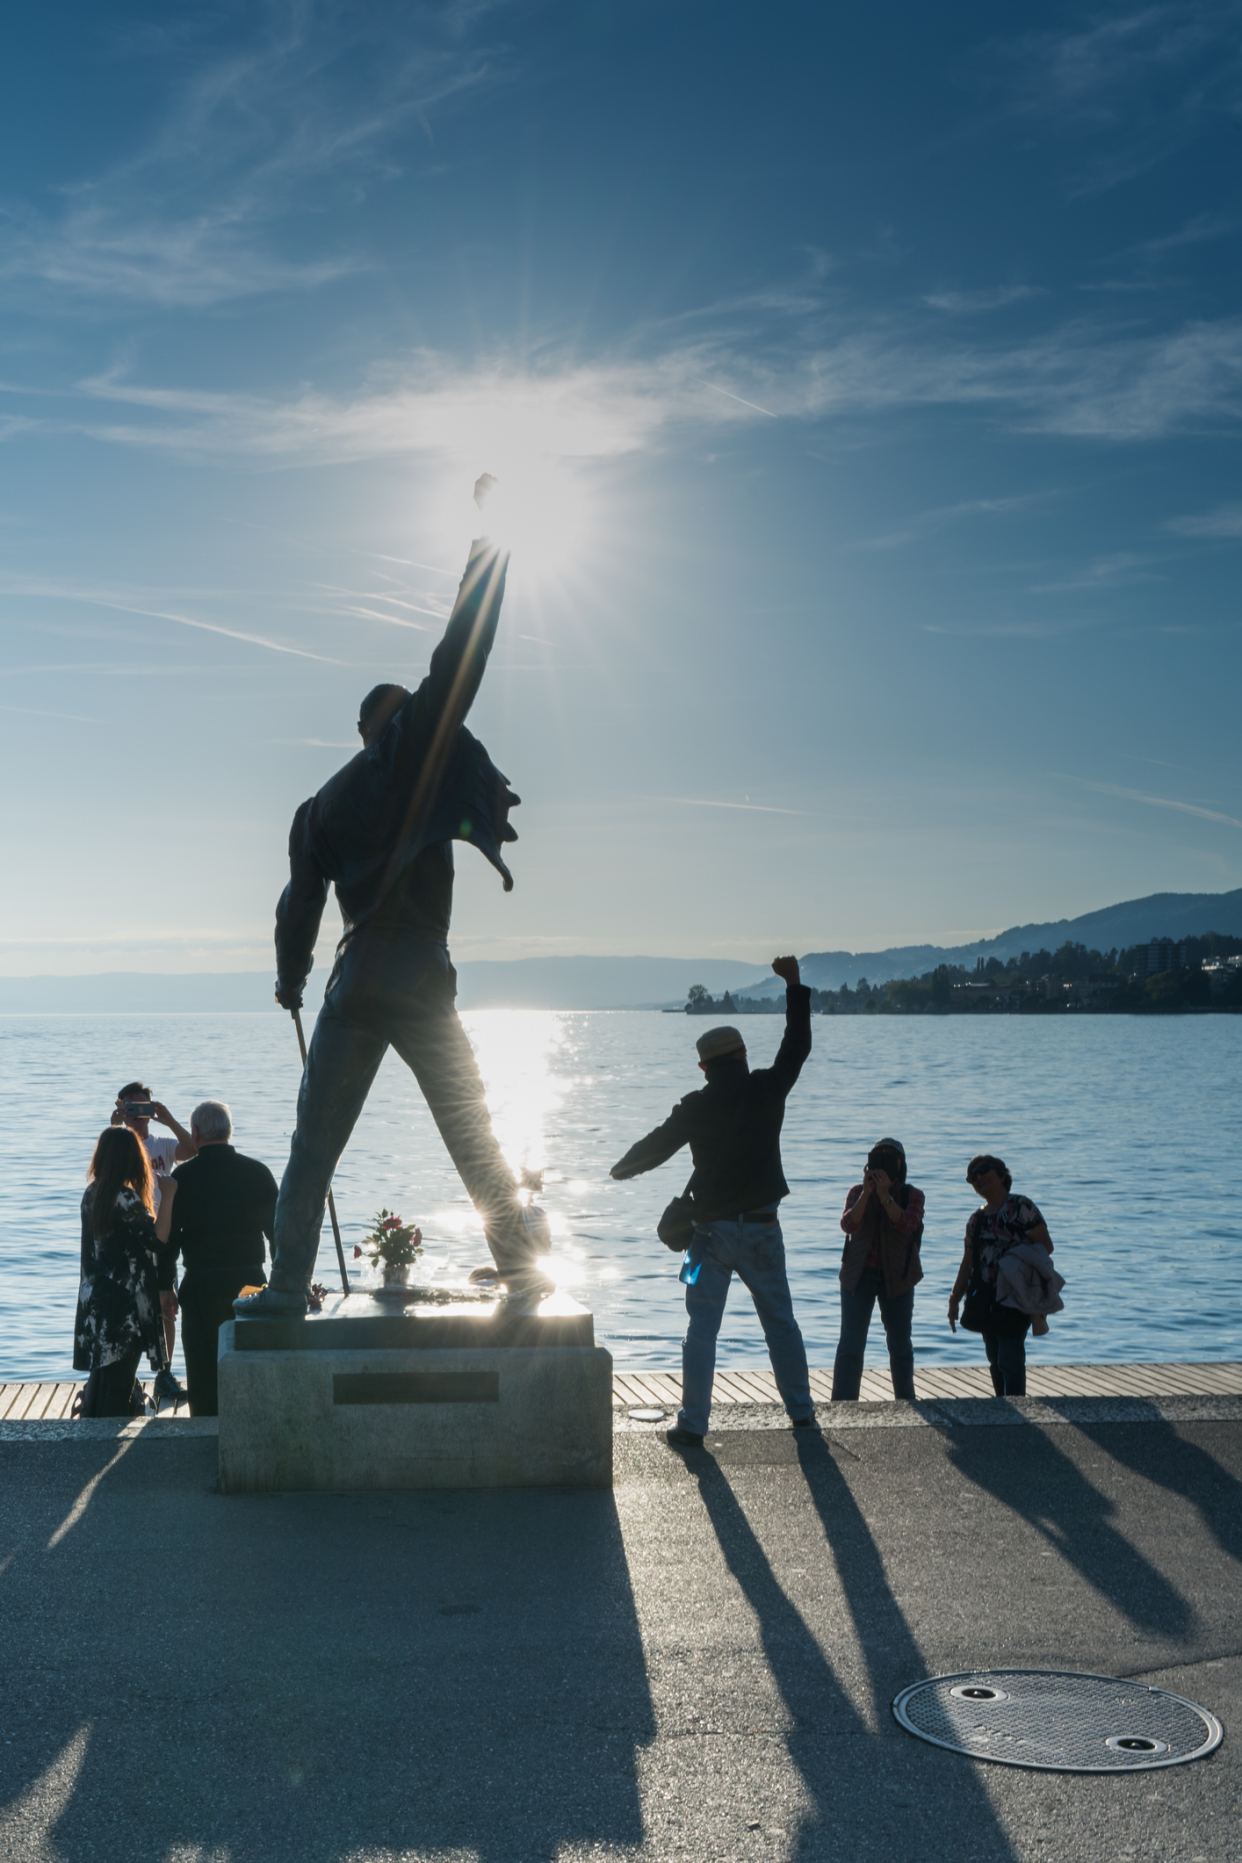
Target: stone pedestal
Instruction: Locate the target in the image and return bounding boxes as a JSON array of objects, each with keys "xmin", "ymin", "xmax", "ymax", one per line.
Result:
[{"xmin": 217, "ymin": 1292, "xmax": 612, "ymax": 1493}]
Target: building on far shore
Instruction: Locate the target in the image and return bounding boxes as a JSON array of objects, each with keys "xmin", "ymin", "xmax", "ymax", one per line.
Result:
[{"xmin": 1147, "ymin": 940, "xmax": 1187, "ymax": 976}]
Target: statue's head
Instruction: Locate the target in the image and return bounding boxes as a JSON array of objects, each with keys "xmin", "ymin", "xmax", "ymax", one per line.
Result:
[{"xmin": 358, "ymin": 683, "xmax": 410, "ymax": 746}]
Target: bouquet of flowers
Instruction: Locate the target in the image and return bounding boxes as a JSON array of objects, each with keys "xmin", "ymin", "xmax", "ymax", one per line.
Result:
[{"xmin": 354, "ymin": 1209, "xmax": 424, "ymax": 1269}]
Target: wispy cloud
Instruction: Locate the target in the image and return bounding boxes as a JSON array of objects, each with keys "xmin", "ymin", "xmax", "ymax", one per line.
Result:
[
  {"xmin": 1125, "ymin": 212, "xmax": 1237, "ymax": 265},
  {"xmin": 639, "ymin": 795, "xmax": 808, "ymax": 816},
  {"xmin": 1116, "ymin": 751, "xmax": 1197, "ymax": 773},
  {"xmin": 1069, "ymin": 777, "xmax": 1242, "ymax": 831},
  {"xmin": 1028, "ymin": 551, "xmax": 1160, "ymax": 593},
  {"xmin": 0, "ymin": 0, "xmax": 510, "ymax": 309},
  {"xmin": 1164, "ymin": 501, "xmax": 1242, "ymax": 537},
  {"xmin": 923, "ymin": 286, "xmax": 1041, "ymax": 315},
  {"xmin": 856, "ymin": 492, "xmax": 1048, "ymax": 552},
  {"xmin": 995, "ymin": 3, "xmax": 1242, "ymax": 195},
  {"xmin": 21, "ymin": 307, "xmax": 1239, "ymax": 466},
  {"xmin": 924, "ymin": 614, "xmax": 1103, "ymax": 641}
]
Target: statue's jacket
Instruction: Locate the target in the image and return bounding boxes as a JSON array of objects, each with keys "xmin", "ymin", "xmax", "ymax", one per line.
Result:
[{"xmin": 275, "ymin": 538, "xmax": 519, "ymax": 1004}]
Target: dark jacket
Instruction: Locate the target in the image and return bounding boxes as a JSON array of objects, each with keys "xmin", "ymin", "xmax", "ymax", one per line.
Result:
[
  {"xmin": 165, "ymin": 1144, "xmax": 278, "ymax": 1287},
  {"xmin": 275, "ymin": 538, "xmax": 520, "ymax": 1006},
  {"xmin": 610, "ymin": 985, "xmax": 813, "ymax": 1220}
]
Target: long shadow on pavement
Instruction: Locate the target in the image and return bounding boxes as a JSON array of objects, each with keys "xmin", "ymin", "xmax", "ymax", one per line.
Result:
[
  {"xmin": 1065, "ymin": 1414, "xmax": 1242, "ymax": 1571},
  {"xmin": 0, "ymin": 1436, "xmax": 655, "ymax": 1863},
  {"xmin": 928, "ymin": 1412, "xmax": 1196, "ymax": 1640},
  {"xmin": 686, "ymin": 1438, "xmax": 1019, "ymax": 1863}
]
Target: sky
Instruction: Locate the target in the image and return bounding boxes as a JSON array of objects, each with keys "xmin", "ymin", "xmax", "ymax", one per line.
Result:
[{"xmin": 1, "ymin": 0, "xmax": 1240, "ymax": 976}]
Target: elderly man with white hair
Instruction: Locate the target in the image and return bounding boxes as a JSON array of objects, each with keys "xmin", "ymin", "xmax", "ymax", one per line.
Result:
[{"xmin": 164, "ymin": 1100, "xmax": 279, "ymax": 1416}]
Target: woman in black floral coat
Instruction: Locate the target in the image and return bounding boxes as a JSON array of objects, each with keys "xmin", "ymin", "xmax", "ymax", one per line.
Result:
[{"xmin": 74, "ymin": 1126, "xmax": 177, "ymax": 1417}]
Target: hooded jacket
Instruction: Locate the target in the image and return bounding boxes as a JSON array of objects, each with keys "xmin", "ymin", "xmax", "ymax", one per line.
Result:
[{"xmin": 274, "ymin": 538, "xmax": 520, "ymax": 1006}]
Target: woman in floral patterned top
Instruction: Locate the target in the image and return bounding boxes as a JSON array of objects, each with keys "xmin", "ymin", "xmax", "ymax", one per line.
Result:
[
  {"xmin": 947, "ymin": 1154, "xmax": 1053, "ymax": 1397},
  {"xmin": 74, "ymin": 1126, "xmax": 176, "ymax": 1416}
]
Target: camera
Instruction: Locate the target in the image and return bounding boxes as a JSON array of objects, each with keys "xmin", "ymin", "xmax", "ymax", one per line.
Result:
[{"xmin": 121, "ymin": 1099, "xmax": 158, "ymax": 1119}]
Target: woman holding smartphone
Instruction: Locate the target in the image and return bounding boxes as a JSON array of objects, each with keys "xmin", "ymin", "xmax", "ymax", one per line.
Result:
[
  {"xmin": 74, "ymin": 1126, "xmax": 177, "ymax": 1417},
  {"xmin": 831, "ymin": 1137, "xmax": 925, "ymax": 1400}
]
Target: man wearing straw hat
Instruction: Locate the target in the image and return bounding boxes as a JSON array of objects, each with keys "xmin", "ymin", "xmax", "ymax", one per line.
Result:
[
  {"xmin": 610, "ymin": 955, "xmax": 817, "ymax": 1446},
  {"xmin": 236, "ymin": 480, "xmax": 551, "ymax": 1320}
]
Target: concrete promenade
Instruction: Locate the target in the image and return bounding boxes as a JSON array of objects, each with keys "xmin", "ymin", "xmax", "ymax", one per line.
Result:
[{"xmin": 1, "ymin": 1387, "xmax": 1241, "ymax": 1861}]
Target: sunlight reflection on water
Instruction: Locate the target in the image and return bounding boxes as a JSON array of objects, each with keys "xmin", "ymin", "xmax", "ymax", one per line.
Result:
[{"xmin": 1, "ymin": 1008, "xmax": 1239, "ymax": 1381}]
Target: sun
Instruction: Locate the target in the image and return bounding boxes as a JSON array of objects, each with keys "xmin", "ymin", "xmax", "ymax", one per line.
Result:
[
  {"xmin": 419, "ymin": 453, "xmax": 598, "ymax": 588},
  {"xmin": 472, "ymin": 459, "xmax": 596, "ymax": 581}
]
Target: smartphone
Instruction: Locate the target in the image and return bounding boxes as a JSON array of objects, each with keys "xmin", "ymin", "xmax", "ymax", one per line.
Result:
[{"xmin": 121, "ymin": 1099, "xmax": 158, "ymax": 1119}]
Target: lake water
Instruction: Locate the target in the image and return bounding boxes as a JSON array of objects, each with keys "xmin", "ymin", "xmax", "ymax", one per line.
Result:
[{"xmin": 1, "ymin": 1009, "xmax": 1238, "ymax": 1384}]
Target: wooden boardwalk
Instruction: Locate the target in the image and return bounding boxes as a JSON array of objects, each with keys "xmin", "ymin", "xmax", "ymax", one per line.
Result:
[
  {"xmin": 613, "ymin": 1360, "xmax": 1242, "ymax": 1408},
  {"xmin": 4, "ymin": 1363, "xmax": 1242, "ymax": 1422}
]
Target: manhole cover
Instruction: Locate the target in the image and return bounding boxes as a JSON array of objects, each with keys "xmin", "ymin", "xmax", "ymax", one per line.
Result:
[{"xmin": 893, "ymin": 1671, "xmax": 1222, "ymax": 1772}]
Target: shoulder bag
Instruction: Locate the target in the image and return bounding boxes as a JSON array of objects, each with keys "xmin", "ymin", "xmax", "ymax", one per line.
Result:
[
  {"xmin": 657, "ymin": 1179, "xmax": 697, "ymax": 1251},
  {"xmin": 959, "ymin": 1259, "xmax": 995, "ymax": 1333}
]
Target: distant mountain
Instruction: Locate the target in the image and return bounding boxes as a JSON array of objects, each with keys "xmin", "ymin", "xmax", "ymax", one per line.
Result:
[
  {"xmin": 734, "ymin": 887, "xmax": 1242, "ymax": 996},
  {"xmin": 0, "ymin": 971, "xmax": 286, "ymax": 1015},
  {"xmin": 452, "ymin": 955, "xmax": 770, "ymax": 1009},
  {"xmin": 4, "ymin": 889, "xmax": 1240, "ymax": 1013},
  {"xmin": 0, "ymin": 956, "xmax": 771, "ymax": 1016}
]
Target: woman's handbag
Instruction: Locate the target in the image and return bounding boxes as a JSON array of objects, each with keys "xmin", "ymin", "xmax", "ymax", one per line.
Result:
[
  {"xmin": 959, "ymin": 1273, "xmax": 994, "ymax": 1333},
  {"xmin": 657, "ymin": 1184, "xmax": 696, "ymax": 1251}
]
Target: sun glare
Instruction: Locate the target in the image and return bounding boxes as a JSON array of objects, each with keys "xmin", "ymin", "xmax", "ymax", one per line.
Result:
[
  {"xmin": 476, "ymin": 463, "xmax": 596, "ymax": 579},
  {"xmin": 424, "ymin": 454, "xmax": 598, "ymax": 585}
]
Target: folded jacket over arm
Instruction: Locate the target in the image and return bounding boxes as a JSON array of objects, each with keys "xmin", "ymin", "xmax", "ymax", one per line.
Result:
[{"xmin": 995, "ymin": 1242, "xmax": 1065, "ymax": 1316}]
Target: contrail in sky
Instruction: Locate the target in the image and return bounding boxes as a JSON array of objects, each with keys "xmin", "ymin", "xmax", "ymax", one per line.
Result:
[
  {"xmin": 690, "ymin": 376, "xmax": 778, "ymax": 417},
  {"xmin": 0, "ymin": 703, "xmax": 102, "ymax": 723},
  {"xmin": 1, "ymin": 582, "xmax": 344, "ymax": 663},
  {"xmin": 1072, "ymin": 778, "xmax": 1242, "ymax": 830},
  {"xmin": 641, "ymin": 794, "xmax": 807, "ymax": 816}
]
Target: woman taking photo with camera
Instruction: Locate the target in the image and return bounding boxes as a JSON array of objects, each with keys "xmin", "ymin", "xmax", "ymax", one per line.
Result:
[
  {"xmin": 73, "ymin": 1125, "xmax": 177, "ymax": 1417},
  {"xmin": 831, "ymin": 1137, "xmax": 925, "ymax": 1400},
  {"xmin": 948, "ymin": 1154, "xmax": 1053, "ymax": 1397}
]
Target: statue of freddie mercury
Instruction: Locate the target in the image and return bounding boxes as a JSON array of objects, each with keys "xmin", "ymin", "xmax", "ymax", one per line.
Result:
[{"xmin": 235, "ymin": 483, "xmax": 551, "ymax": 1318}]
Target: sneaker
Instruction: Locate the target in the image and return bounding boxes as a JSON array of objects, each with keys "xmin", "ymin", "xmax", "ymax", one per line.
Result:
[
  {"xmin": 666, "ymin": 1426, "xmax": 705, "ymax": 1449},
  {"xmin": 153, "ymin": 1368, "xmax": 188, "ymax": 1409},
  {"xmin": 233, "ymin": 1285, "xmax": 308, "ymax": 1318},
  {"xmin": 792, "ymin": 1415, "xmax": 821, "ymax": 1432}
]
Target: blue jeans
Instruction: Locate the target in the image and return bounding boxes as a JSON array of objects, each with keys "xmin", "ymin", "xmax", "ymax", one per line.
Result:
[
  {"xmin": 270, "ymin": 933, "xmax": 536, "ymax": 1294},
  {"xmin": 832, "ymin": 1267, "xmax": 916, "ymax": 1400},
  {"xmin": 678, "ymin": 1218, "xmax": 814, "ymax": 1435}
]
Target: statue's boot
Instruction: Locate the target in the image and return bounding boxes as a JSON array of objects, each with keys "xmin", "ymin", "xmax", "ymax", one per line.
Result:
[
  {"xmin": 491, "ymin": 1205, "xmax": 556, "ymax": 1313},
  {"xmin": 233, "ymin": 1285, "xmax": 308, "ymax": 1318}
]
